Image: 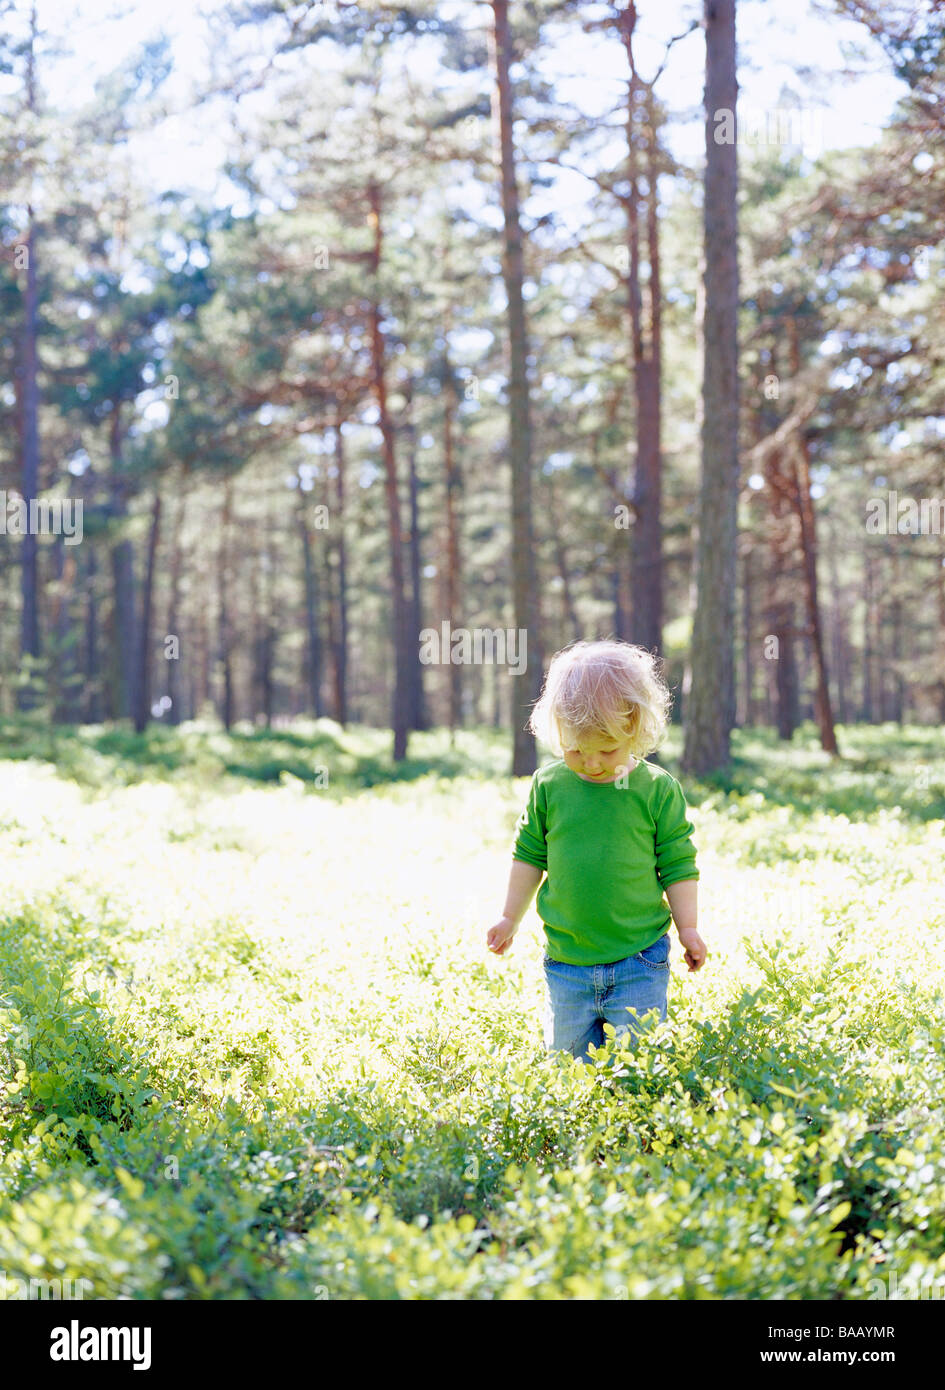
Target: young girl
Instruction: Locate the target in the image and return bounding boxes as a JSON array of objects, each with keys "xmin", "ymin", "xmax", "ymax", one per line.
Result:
[{"xmin": 486, "ymin": 639, "xmax": 706, "ymax": 1063}]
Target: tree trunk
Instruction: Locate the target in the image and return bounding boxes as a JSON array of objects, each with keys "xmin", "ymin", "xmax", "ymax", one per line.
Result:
[
  {"xmin": 741, "ymin": 540, "xmax": 753, "ymax": 727},
  {"xmin": 620, "ymin": 29, "xmax": 663, "ymax": 656},
  {"xmin": 890, "ymin": 544, "xmax": 904, "ymax": 724},
  {"xmin": 546, "ymin": 466, "xmax": 581, "ymax": 638},
  {"xmin": 258, "ymin": 512, "xmax": 275, "ymax": 728},
  {"xmin": 880, "ymin": 543, "xmax": 892, "ymax": 721},
  {"xmin": 248, "ymin": 536, "xmax": 260, "ymax": 721},
  {"xmin": 196, "ymin": 581, "xmax": 210, "ymax": 720},
  {"xmin": 367, "ymin": 180, "xmax": 411, "ymax": 761},
  {"xmin": 164, "ymin": 484, "xmax": 186, "ymax": 725},
  {"xmin": 17, "ymin": 6, "xmax": 41, "ymax": 711},
  {"xmin": 759, "ymin": 397, "xmax": 801, "ymax": 738},
  {"xmin": 789, "ymin": 435, "xmax": 838, "ymax": 753},
  {"xmin": 682, "ymin": 0, "xmax": 739, "ymax": 775},
  {"xmin": 862, "ymin": 549, "xmax": 875, "ymax": 721},
  {"xmin": 404, "ymin": 379, "xmax": 429, "ymax": 731},
  {"xmin": 774, "ymin": 606, "xmax": 799, "ymax": 739},
  {"xmin": 330, "ymin": 421, "xmax": 349, "ymax": 727},
  {"xmin": 825, "ymin": 509, "xmax": 848, "ymax": 726},
  {"xmin": 613, "ymin": 517, "xmax": 632, "ymax": 643},
  {"xmin": 217, "ymin": 477, "xmax": 235, "ymax": 730},
  {"xmin": 84, "ymin": 540, "xmax": 102, "ymax": 723},
  {"xmin": 441, "ymin": 327, "xmax": 463, "ymax": 741},
  {"xmin": 785, "ymin": 318, "xmax": 838, "ymax": 754},
  {"xmin": 50, "ymin": 534, "xmax": 78, "ymax": 723},
  {"xmin": 763, "ymin": 527, "xmax": 799, "ymax": 742},
  {"xmin": 133, "ymin": 491, "xmax": 162, "ymax": 733},
  {"xmin": 298, "ymin": 485, "xmax": 324, "ymax": 717},
  {"xmin": 937, "ymin": 552, "xmax": 945, "ymax": 723},
  {"xmin": 108, "ymin": 409, "xmax": 138, "ymax": 721},
  {"xmin": 490, "ymin": 0, "xmax": 543, "ymax": 776}
]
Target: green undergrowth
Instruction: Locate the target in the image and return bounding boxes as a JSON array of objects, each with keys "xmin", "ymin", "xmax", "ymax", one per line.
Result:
[{"xmin": 0, "ymin": 722, "xmax": 943, "ymax": 1298}]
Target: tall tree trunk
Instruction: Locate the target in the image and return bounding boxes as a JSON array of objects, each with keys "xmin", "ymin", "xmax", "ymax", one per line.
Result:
[
  {"xmin": 84, "ymin": 540, "xmax": 102, "ymax": 723},
  {"xmin": 877, "ymin": 544, "xmax": 890, "ymax": 721},
  {"xmin": 591, "ymin": 403, "xmax": 630, "ymax": 641},
  {"xmin": 741, "ymin": 540, "xmax": 753, "ymax": 727},
  {"xmin": 762, "ymin": 523, "xmax": 799, "ymax": 742},
  {"xmin": 613, "ymin": 503, "xmax": 632, "ymax": 643},
  {"xmin": 490, "ymin": 0, "xmax": 543, "ymax": 776},
  {"xmin": 108, "ymin": 408, "xmax": 138, "ymax": 720},
  {"xmin": 890, "ymin": 544, "xmax": 904, "ymax": 724},
  {"xmin": 0, "ymin": 545, "xmax": 5, "ymax": 713},
  {"xmin": 164, "ymin": 484, "xmax": 186, "ymax": 725},
  {"xmin": 50, "ymin": 535, "xmax": 77, "ymax": 723},
  {"xmin": 248, "ymin": 537, "xmax": 260, "ymax": 721},
  {"xmin": 634, "ymin": 84, "xmax": 664, "ymax": 653},
  {"xmin": 258, "ymin": 511, "xmax": 275, "ymax": 728},
  {"xmin": 862, "ymin": 549, "xmax": 875, "ymax": 721},
  {"xmin": 404, "ymin": 379, "xmax": 428, "ymax": 731},
  {"xmin": 789, "ymin": 434, "xmax": 838, "ymax": 753},
  {"xmin": 17, "ymin": 3, "xmax": 41, "ymax": 711},
  {"xmin": 758, "ymin": 370, "xmax": 800, "ymax": 740},
  {"xmin": 682, "ymin": 0, "xmax": 739, "ymax": 775},
  {"xmin": 785, "ymin": 318, "xmax": 838, "ymax": 754},
  {"xmin": 298, "ymin": 485, "xmax": 323, "ymax": 717},
  {"xmin": 620, "ymin": 19, "xmax": 664, "ymax": 655},
  {"xmin": 367, "ymin": 180, "xmax": 410, "ymax": 761},
  {"xmin": 825, "ymin": 509, "xmax": 848, "ymax": 725},
  {"xmin": 18, "ymin": 213, "xmax": 41, "ymax": 707},
  {"xmin": 330, "ymin": 420, "xmax": 349, "ymax": 727},
  {"xmin": 774, "ymin": 604, "xmax": 799, "ymax": 739},
  {"xmin": 133, "ymin": 491, "xmax": 162, "ymax": 733},
  {"xmin": 546, "ymin": 467, "xmax": 581, "ymax": 638},
  {"xmin": 441, "ymin": 323, "xmax": 463, "ymax": 743},
  {"xmin": 937, "ymin": 552, "xmax": 945, "ymax": 723},
  {"xmin": 216, "ymin": 477, "xmax": 235, "ymax": 730},
  {"xmin": 196, "ymin": 579, "xmax": 210, "ymax": 720}
]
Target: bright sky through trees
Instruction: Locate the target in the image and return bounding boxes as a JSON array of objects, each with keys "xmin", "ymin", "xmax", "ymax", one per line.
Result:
[{"xmin": 15, "ymin": 0, "xmax": 909, "ymax": 213}]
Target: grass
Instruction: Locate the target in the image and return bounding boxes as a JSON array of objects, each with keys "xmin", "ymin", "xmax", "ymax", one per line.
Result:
[{"xmin": 0, "ymin": 717, "xmax": 943, "ymax": 1299}]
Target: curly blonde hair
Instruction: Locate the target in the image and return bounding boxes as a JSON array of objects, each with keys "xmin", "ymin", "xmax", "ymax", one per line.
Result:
[{"xmin": 527, "ymin": 639, "xmax": 673, "ymax": 759}]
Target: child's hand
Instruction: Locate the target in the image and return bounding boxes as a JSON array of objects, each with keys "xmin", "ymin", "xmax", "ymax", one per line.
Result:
[
  {"xmin": 486, "ymin": 916, "xmax": 518, "ymax": 956},
  {"xmin": 676, "ymin": 925, "xmax": 707, "ymax": 972}
]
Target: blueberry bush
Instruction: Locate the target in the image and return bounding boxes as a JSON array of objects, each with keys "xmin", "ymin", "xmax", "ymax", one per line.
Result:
[{"xmin": 1, "ymin": 719, "xmax": 943, "ymax": 1300}]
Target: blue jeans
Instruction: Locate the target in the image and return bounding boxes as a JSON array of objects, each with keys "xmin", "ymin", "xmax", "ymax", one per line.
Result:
[{"xmin": 542, "ymin": 931, "xmax": 671, "ymax": 1062}]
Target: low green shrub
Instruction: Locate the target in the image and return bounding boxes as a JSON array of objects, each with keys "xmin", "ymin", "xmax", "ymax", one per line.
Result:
[{"xmin": 0, "ymin": 723, "xmax": 943, "ymax": 1299}]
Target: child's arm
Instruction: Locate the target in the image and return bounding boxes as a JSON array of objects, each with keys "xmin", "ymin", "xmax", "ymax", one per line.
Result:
[
  {"xmin": 487, "ymin": 860, "xmax": 544, "ymax": 956},
  {"xmin": 654, "ymin": 780, "xmax": 705, "ymax": 973},
  {"xmin": 664, "ymin": 878, "xmax": 706, "ymax": 972},
  {"xmin": 665, "ymin": 878, "xmax": 697, "ymax": 931},
  {"xmin": 489, "ymin": 771, "xmax": 547, "ymax": 956}
]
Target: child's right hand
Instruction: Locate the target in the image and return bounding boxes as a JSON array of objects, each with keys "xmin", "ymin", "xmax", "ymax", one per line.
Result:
[{"xmin": 486, "ymin": 916, "xmax": 518, "ymax": 956}]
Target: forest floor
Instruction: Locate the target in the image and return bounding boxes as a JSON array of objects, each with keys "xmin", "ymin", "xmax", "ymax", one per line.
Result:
[{"xmin": 1, "ymin": 719, "xmax": 943, "ymax": 1298}]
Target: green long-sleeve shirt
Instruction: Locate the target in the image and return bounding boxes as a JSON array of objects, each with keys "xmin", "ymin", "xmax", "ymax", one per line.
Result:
[{"xmin": 511, "ymin": 756, "xmax": 699, "ymax": 966}]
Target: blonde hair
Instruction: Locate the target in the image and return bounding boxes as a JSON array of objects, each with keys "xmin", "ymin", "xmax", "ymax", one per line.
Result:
[{"xmin": 527, "ymin": 639, "xmax": 673, "ymax": 759}]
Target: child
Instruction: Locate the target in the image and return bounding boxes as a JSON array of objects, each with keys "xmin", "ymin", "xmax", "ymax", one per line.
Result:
[{"xmin": 486, "ymin": 639, "xmax": 706, "ymax": 1063}]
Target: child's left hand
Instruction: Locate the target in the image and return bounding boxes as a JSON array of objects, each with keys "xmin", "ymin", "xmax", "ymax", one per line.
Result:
[{"xmin": 675, "ymin": 926, "xmax": 707, "ymax": 972}]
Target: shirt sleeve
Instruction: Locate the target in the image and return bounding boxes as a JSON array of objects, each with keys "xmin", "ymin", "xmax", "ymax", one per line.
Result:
[
  {"xmin": 654, "ymin": 777, "xmax": 699, "ymax": 887},
  {"xmin": 511, "ymin": 773, "xmax": 547, "ymax": 870}
]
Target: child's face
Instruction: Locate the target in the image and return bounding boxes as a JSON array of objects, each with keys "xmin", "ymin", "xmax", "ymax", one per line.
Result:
[{"xmin": 561, "ymin": 730, "xmax": 634, "ymax": 783}]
